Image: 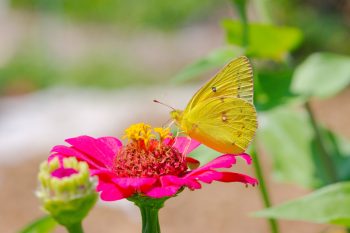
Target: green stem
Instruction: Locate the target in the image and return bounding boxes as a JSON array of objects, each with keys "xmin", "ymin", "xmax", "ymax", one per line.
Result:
[
  {"xmin": 304, "ymin": 101, "xmax": 338, "ymax": 183},
  {"xmin": 230, "ymin": 0, "xmax": 249, "ymax": 47},
  {"xmin": 138, "ymin": 204, "xmax": 161, "ymax": 233},
  {"xmin": 251, "ymin": 147, "xmax": 279, "ymax": 233},
  {"xmin": 66, "ymin": 222, "xmax": 84, "ymax": 233},
  {"xmin": 129, "ymin": 195, "xmax": 169, "ymax": 233}
]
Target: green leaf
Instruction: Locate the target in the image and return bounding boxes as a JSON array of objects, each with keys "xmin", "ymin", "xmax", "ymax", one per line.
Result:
[
  {"xmin": 255, "ymin": 182, "xmax": 350, "ymax": 227},
  {"xmin": 258, "ymin": 106, "xmax": 350, "ymax": 188},
  {"xmin": 314, "ymin": 127, "xmax": 350, "ymax": 183},
  {"xmin": 223, "ymin": 20, "xmax": 303, "ymax": 59},
  {"xmin": 257, "ymin": 107, "xmax": 320, "ymax": 187},
  {"xmin": 291, "ymin": 52, "xmax": 350, "ymax": 98},
  {"xmin": 172, "ymin": 47, "xmax": 239, "ymax": 83},
  {"xmin": 19, "ymin": 216, "xmax": 57, "ymax": 233},
  {"xmin": 254, "ymin": 68, "xmax": 297, "ymax": 111}
]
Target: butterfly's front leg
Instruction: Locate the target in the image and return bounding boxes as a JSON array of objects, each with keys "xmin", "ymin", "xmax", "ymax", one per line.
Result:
[{"xmin": 183, "ymin": 136, "xmax": 192, "ymax": 157}]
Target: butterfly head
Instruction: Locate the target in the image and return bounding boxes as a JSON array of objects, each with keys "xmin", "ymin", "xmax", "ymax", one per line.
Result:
[{"xmin": 170, "ymin": 110, "xmax": 183, "ymax": 124}]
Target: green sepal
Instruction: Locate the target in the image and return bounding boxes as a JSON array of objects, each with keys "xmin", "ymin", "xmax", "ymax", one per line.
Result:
[{"xmin": 43, "ymin": 192, "xmax": 97, "ymax": 227}]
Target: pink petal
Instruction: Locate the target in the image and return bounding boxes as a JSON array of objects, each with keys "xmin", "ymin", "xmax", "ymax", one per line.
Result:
[
  {"xmin": 221, "ymin": 153, "xmax": 252, "ymax": 165},
  {"xmin": 160, "ymin": 175, "xmax": 201, "ymax": 190},
  {"xmin": 218, "ymin": 172, "xmax": 258, "ymax": 185},
  {"xmin": 66, "ymin": 136, "xmax": 122, "ymax": 169},
  {"xmin": 51, "ymin": 167, "xmax": 78, "ymax": 178},
  {"xmin": 97, "ymin": 137, "xmax": 123, "ymax": 155},
  {"xmin": 51, "ymin": 145, "xmax": 105, "ymax": 169},
  {"xmin": 190, "ymin": 170, "xmax": 223, "ymax": 183},
  {"xmin": 91, "ymin": 169, "xmax": 116, "ymax": 178},
  {"xmin": 187, "ymin": 154, "xmax": 237, "ymax": 177},
  {"xmin": 146, "ymin": 186, "xmax": 181, "ymax": 198},
  {"xmin": 164, "ymin": 137, "xmax": 201, "ymax": 155},
  {"xmin": 111, "ymin": 177, "xmax": 157, "ymax": 193},
  {"xmin": 97, "ymin": 182, "xmax": 126, "ymax": 201}
]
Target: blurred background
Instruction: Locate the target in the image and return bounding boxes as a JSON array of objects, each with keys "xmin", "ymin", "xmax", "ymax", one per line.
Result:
[{"xmin": 0, "ymin": 0, "xmax": 349, "ymax": 232}]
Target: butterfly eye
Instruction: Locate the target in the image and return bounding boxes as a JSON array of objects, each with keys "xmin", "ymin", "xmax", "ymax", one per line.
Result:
[{"xmin": 211, "ymin": 86, "xmax": 217, "ymax": 92}]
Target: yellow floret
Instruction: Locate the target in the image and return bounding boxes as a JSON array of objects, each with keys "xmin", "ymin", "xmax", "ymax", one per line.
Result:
[
  {"xmin": 154, "ymin": 127, "xmax": 172, "ymax": 142},
  {"xmin": 123, "ymin": 123, "xmax": 155, "ymax": 145}
]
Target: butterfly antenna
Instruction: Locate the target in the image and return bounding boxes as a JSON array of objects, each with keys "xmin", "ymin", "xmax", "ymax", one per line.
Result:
[{"xmin": 153, "ymin": 99, "xmax": 176, "ymax": 111}]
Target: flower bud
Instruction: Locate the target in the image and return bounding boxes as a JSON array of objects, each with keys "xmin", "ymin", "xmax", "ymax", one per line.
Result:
[{"xmin": 37, "ymin": 157, "xmax": 97, "ymax": 227}]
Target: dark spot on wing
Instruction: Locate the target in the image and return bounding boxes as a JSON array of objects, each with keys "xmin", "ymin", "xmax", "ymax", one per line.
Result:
[{"xmin": 211, "ymin": 86, "xmax": 217, "ymax": 92}]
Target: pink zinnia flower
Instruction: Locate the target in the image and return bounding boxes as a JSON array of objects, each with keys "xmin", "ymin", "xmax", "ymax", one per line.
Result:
[{"xmin": 50, "ymin": 123, "xmax": 257, "ymax": 201}]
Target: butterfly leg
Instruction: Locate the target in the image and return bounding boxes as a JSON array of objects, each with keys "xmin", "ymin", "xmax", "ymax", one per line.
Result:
[
  {"xmin": 183, "ymin": 136, "xmax": 192, "ymax": 156},
  {"xmin": 172, "ymin": 128, "xmax": 184, "ymax": 146},
  {"xmin": 162, "ymin": 119, "xmax": 175, "ymax": 129}
]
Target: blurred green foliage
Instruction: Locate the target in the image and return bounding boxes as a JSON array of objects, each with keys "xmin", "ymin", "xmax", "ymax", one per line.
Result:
[
  {"xmin": 257, "ymin": 107, "xmax": 318, "ymax": 188},
  {"xmin": 0, "ymin": 48, "xmax": 154, "ymax": 95},
  {"xmin": 292, "ymin": 52, "xmax": 350, "ymax": 99},
  {"xmin": 0, "ymin": 49, "xmax": 59, "ymax": 95},
  {"xmin": 3, "ymin": 0, "xmax": 349, "ymax": 96},
  {"xmin": 263, "ymin": 0, "xmax": 350, "ymax": 55},
  {"xmin": 254, "ymin": 67, "xmax": 296, "ymax": 111},
  {"xmin": 173, "ymin": 47, "xmax": 240, "ymax": 83},
  {"xmin": 255, "ymin": 182, "xmax": 350, "ymax": 227},
  {"xmin": 223, "ymin": 20, "xmax": 303, "ymax": 59},
  {"xmin": 10, "ymin": 0, "xmax": 217, "ymax": 30},
  {"xmin": 63, "ymin": 56, "xmax": 153, "ymax": 88},
  {"xmin": 258, "ymin": 108, "xmax": 350, "ymax": 189}
]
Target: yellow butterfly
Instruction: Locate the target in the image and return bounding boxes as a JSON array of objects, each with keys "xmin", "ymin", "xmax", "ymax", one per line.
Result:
[{"xmin": 169, "ymin": 56, "xmax": 257, "ymax": 154}]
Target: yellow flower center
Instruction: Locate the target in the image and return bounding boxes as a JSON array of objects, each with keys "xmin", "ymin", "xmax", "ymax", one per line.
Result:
[
  {"xmin": 123, "ymin": 123, "xmax": 172, "ymax": 146},
  {"xmin": 115, "ymin": 123, "xmax": 187, "ymax": 178}
]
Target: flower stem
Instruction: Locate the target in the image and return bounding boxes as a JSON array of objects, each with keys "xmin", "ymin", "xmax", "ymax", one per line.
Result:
[
  {"xmin": 304, "ymin": 101, "xmax": 337, "ymax": 183},
  {"xmin": 129, "ymin": 195, "xmax": 169, "ymax": 233},
  {"xmin": 65, "ymin": 222, "xmax": 84, "ymax": 233},
  {"xmin": 138, "ymin": 204, "xmax": 161, "ymax": 233},
  {"xmin": 251, "ymin": 147, "xmax": 279, "ymax": 233}
]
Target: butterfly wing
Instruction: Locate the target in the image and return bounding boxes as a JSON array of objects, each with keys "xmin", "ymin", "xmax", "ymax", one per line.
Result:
[
  {"xmin": 182, "ymin": 97, "xmax": 257, "ymax": 154},
  {"xmin": 185, "ymin": 56, "xmax": 253, "ymax": 113}
]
